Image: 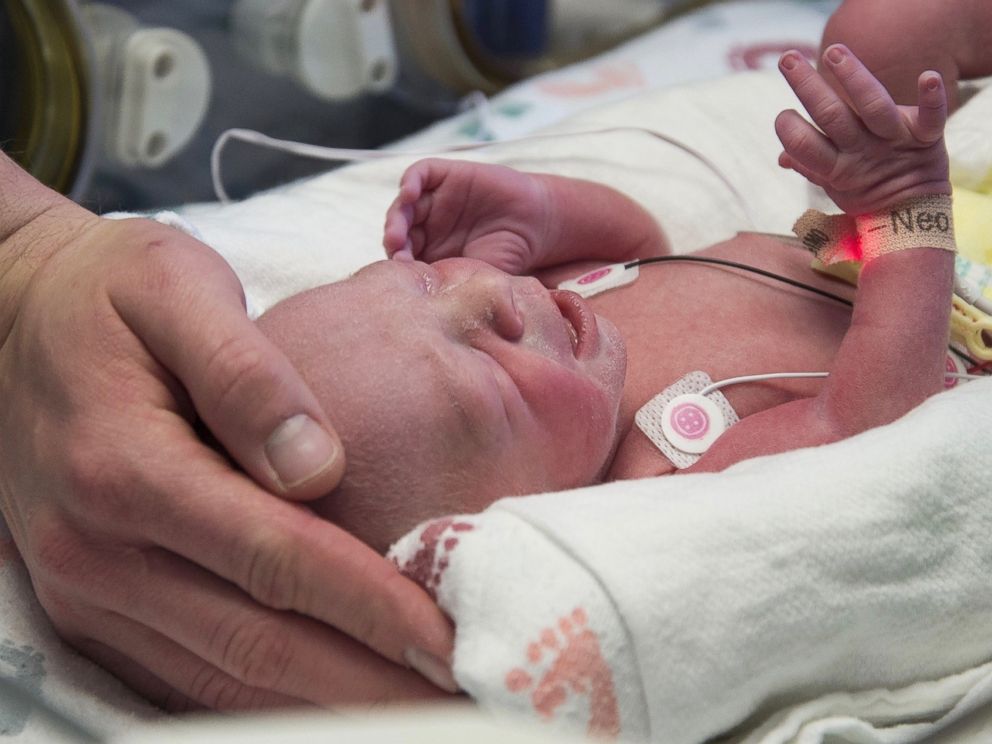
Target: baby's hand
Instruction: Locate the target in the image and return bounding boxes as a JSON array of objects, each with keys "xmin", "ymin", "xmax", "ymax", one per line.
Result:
[
  {"xmin": 382, "ymin": 159, "xmax": 551, "ymax": 274},
  {"xmin": 775, "ymin": 44, "xmax": 950, "ymax": 215}
]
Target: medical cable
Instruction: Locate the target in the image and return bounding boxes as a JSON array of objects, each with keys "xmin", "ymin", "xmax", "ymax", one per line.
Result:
[
  {"xmin": 698, "ymin": 372, "xmax": 986, "ymax": 395},
  {"xmin": 626, "ymin": 255, "xmax": 855, "ymax": 307},
  {"xmin": 210, "ymin": 126, "xmax": 753, "ymax": 226},
  {"xmin": 0, "ymin": 675, "xmax": 106, "ymax": 743},
  {"xmin": 694, "ymin": 369, "xmax": 982, "ymax": 397},
  {"xmin": 623, "ymin": 254, "xmax": 992, "ymax": 370},
  {"xmin": 699, "ymin": 372, "xmax": 828, "ymax": 396}
]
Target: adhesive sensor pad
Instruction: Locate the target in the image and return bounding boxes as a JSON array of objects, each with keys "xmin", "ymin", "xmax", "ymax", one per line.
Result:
[
  {"xmin": 557, "ymin": 263, "xmax": 638, "ymax": 298},
  {"xmin": 635, "ymin": 371, "xmax": 740, "ymax": 469},
  {"xmin": 660, "ymin": 394, "xmax": 726, "ymax": 454}
]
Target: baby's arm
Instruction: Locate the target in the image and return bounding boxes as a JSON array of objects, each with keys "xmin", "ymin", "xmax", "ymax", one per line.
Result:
[
  {"xmin": 821, "ymin": 0, "xmax": 992, "ymax": 109},
  {"xmin": 383, "ymin": 159, "xmax": 667, "ymax": 275},
  {"xmin": 688, "ymin": 45, "xmax": 954, "ymax": 473}
]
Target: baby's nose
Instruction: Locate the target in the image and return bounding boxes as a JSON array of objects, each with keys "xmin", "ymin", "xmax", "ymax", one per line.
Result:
[{"xmin": 445, "ymin": 270, "xmax": 524, "ymax": 341}]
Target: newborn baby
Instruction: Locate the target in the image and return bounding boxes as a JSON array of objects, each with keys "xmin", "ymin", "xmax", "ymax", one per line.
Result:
[{"xmin": 257, "ymin": 47, "xmax": 957, "ymax": 553}]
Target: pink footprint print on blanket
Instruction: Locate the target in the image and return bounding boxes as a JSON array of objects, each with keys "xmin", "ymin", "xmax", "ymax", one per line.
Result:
[
  {"xmin": 505, "ymin": 607, "xmax": 620, "ymax": 739},
  {"xmin": 393, "ymin": 517, "xmax": 475, "ymax": 600}
]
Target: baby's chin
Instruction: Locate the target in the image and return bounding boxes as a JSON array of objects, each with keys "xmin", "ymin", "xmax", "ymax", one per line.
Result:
[
  {"xmin": 591, "ymin": 314, "xmax": 627, "ymax": 409},
  {"xmin": 578, "ymin": 315, "xmax": 626, "ymax": 484}
]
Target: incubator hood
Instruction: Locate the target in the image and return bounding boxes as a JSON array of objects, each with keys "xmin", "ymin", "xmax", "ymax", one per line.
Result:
[{"xmin": 0, "ymin": 0, "xmax": 701, "ymax": 206}]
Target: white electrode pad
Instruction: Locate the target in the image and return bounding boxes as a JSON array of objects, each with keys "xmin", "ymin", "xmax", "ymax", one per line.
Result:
[
  {"xmin": 557, "ymin": 263, "xmax": 638, "ymax": 298},
  {"xmin": 635, "ymin": 371, "xmax": 740, "ymax": 469}
]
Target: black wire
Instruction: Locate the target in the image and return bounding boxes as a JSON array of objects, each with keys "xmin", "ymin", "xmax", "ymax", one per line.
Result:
[
  {"xmin": 626, "ymin": 255, "xmax": 854, "ymax": 307},
  {"xmin": 626, "ymin": 254, "xmax": 985, "ymax": 369}
]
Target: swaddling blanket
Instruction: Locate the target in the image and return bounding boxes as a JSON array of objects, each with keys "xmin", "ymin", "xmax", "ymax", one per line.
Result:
[{"xmin": 389, "ymin": 377, "xmax": 992, "ymax": 744}]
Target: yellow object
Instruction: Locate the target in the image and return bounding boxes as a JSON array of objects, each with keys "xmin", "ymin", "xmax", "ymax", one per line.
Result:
[
  {"xmin": 953, "ymin": 187, "xmax": 992, "ymax": 268},
  {"xmin": 950, "ymin": 294, "xmax": 992, "ymax": 361}
]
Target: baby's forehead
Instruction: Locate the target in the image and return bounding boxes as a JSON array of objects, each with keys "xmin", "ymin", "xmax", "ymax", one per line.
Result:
[
  {"xmin": 294, "ymin": 261, "xmax": 420, "ymax": 320},
  {"xmin": 349, "ymin": 259, "xmax": 410, "ymax": 285}
]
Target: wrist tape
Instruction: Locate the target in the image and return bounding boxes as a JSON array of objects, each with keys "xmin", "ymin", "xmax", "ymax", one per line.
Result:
[{"xmin": 792, "ymin": 194, "xmax": 956, "ymax": 265}]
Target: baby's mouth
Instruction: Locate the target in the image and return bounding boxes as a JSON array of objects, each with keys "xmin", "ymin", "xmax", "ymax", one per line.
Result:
[{"xmin": 549, "ymin": 289, "xmax": 598, "ymax": 359}]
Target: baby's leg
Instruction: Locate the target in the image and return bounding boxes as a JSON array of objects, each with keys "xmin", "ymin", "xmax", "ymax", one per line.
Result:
[{"xmin": 383, "ymin": 159, "xmax": 666, "ymax": 274}]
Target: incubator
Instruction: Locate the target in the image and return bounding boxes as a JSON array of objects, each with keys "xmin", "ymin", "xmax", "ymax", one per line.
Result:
[{"xmin": 0, "ymin": 0, "xmax": 698, "ymax": 207}]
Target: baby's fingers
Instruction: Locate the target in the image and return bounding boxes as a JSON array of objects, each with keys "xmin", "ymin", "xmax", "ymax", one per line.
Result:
[
  {"xmin": 912, "ymin": 71, "xmax": 947, "ymax": 144},
  {"xmin": 821, "ymin": 44, "xmax": 901, "ymax": 140},
  {"xmin": 383, "ymin": 196, "xmax": 415, "ymax": 258},
  {"xmin": 779, "ymin": 50, "xmax": 863, "ymax": 152},
  {"xmin": 384, "ymin": 163, "xmax": 433, "ymax": 258},
  {"xmin": 775, "ymin": 109, "xmax": 839, "ymax": 179}
]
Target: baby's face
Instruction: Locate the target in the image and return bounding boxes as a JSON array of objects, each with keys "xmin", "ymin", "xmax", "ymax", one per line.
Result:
[{"xmin": 257, "ymin": 257, "xmax": 626, "ymax": 552}]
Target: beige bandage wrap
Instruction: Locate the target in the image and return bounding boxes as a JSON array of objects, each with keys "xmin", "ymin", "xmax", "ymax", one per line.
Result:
[{"xmin": 793, "ymin": 194, "xmax": 956, "ymax": 265}]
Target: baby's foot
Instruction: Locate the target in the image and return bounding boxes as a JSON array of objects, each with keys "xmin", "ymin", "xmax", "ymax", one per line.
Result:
[
  {"xmin": 383, "ymin": 159, "xmax": 553, "ymax": 274},
  {"xmin": 392, "ymin": 517, "xmax": 475, "ymax": 601},
  {"xmin": 504, "ymin": 607, "xmax": 620, "ymax": 738}
]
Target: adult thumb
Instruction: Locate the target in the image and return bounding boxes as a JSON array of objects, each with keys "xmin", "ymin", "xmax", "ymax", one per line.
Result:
[{"xmin": 112, "ymin": 229, "xmax": 345, "ymax": 500}]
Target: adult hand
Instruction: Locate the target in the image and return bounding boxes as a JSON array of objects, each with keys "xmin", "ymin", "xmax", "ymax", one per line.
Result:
[{"xmin": 0, "ymin": 157, "xmax": 456, "ymax": 710}]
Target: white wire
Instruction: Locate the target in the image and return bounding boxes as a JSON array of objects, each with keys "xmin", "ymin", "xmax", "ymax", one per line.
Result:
[
  {"xmin": 699, "ymin": 372, "xmax": 829, "ymax": 396},
  {"xmin": 698, "ymin": 370, "xmax": 987, "ymax": 397},
  {"xmin": 950, "ymin": 372, "xmax": 989, "ymax": 381},
  {"xmin": 209, "ymin": 126, "xmax": 753, "ymax": 226}
]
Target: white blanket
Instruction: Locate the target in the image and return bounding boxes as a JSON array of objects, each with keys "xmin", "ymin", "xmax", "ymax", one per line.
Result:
[
  {"xmin": 2, "ymin": 56, "xmax": 992, "ymax": 744},
  {"xmin": 389, "ymin": 378, "xmax": 992, "ymax": 743}
]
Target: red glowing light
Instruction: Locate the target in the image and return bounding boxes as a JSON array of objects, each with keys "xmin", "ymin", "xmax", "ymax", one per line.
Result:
[{"xmin": 841, "ymin": 233, "xmax": 863, "ymax": 261}]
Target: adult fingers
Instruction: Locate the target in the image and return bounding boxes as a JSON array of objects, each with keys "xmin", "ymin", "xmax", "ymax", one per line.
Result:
[
  {"xmin": 75, "ymin": 637, "xmax": 203, "ymax": 713},
  {"xmin": 821, "ymin": 43, "xmax": 902, "ymax": 140},
  {"xmin": 913, "ymin": 71, "xmax": 948, "ymax": 144},
  {"xmin": 97, "ymin": 547, "xmax": 452, "ymax": 704},
  {"xmin": 108, "ymin": 222, "xmax": 344, "ymax": 502},
  {"xmin": 83, "ymin": 412, "xmax": 456, "ymax": 689},
  {"xmin": 70, "ymin": 615, "xmax": 307, "ymax": 711},
  {"xmin": 779, "ymin": 49, "xmax": 864, "ymax": 152},
  {"xmin": 775, "ymin": 110, "xmax": 839, "ymax": 178}
]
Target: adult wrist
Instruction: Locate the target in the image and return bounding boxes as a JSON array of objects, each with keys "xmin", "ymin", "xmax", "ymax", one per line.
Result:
[{"xmin": 0, "ymin": 151, "xmax": 95, "ymax": 340}]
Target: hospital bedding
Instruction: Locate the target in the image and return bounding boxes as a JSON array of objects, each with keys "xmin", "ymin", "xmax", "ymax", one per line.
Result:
[{"xmin": 4, "ymin": 1, "xmax": 992, "ymax": 742}]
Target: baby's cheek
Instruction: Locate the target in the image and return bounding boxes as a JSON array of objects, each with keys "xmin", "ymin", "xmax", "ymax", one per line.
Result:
[{"xmin": 520, "ymin": 370, "xmax": 619, "ymax": 486}]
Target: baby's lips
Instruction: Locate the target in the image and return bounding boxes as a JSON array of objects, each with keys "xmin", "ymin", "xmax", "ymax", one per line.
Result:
[{"xmin": 550, "ymin": 289, "xmax": 599, "ymax": 360}]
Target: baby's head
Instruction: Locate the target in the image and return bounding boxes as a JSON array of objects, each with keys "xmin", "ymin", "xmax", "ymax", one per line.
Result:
[{"xmin": 257, "ymin": 257, "xmax": 626, "ymax": 552}]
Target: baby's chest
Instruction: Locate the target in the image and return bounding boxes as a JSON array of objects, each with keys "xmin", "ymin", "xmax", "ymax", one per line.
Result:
[{"xmin": 588, "ymin": 257, "xmax": 853, "ymax": 418}]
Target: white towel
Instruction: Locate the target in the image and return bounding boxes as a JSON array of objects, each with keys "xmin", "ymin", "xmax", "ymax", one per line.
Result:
[{"xmin": 389, "ymin": 378, "xmax": 992, "ymax": 743}]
